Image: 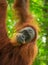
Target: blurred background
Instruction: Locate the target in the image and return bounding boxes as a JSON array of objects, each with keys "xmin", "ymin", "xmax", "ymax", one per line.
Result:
[{"xmin": 7, "ymin": 0, "xmax": 48, "ymax": 65}]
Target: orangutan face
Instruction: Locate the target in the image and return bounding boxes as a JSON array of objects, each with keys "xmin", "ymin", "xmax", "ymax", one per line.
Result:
[{"xmin": 15, "ymin": 27, "xmax": 36, "ymax": 45}]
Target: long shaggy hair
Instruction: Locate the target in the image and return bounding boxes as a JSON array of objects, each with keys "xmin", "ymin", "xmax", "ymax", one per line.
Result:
[{"xmin": 0, "ymin": 0, "xmax": 39, "ymax": 65}]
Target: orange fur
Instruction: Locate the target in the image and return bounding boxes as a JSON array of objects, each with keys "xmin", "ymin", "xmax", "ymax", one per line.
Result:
[
  {"xmin": 0, "ymin": 0, "xmax": 10, "ymax": 49},
  {"xmin": 11, "ymin": 0, "xmax": 39, "ymax": 65},
  {"xmin": 0, "ymin": 0, "xmax": 38, "ymax": 65}
]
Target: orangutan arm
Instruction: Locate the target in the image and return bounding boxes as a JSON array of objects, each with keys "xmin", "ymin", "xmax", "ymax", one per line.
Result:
[{"xmin": 0, "ymin": 0, "xmax": 9, "ymax": 49}]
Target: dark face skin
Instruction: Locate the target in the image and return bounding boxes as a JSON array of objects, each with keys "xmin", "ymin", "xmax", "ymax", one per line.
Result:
[{"xmin": 16, "ymin": 27, "xmax": 36, "ymax": 44}]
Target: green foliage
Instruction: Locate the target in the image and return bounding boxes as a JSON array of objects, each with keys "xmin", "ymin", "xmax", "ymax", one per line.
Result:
[
  {"xmin": 7, "ymin": 0, "xmax": 14, "ymax": 4},
  {"xmin": 7, "ymin": 4, "xmax": 15, "ymax": 38},
  {"xmin": 7, "ymin": 0, "xmax": 48, "ymax": 65},
  {"xmin": 29, "ymin": 0, "xmax": 48, "ymax": 65}
]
